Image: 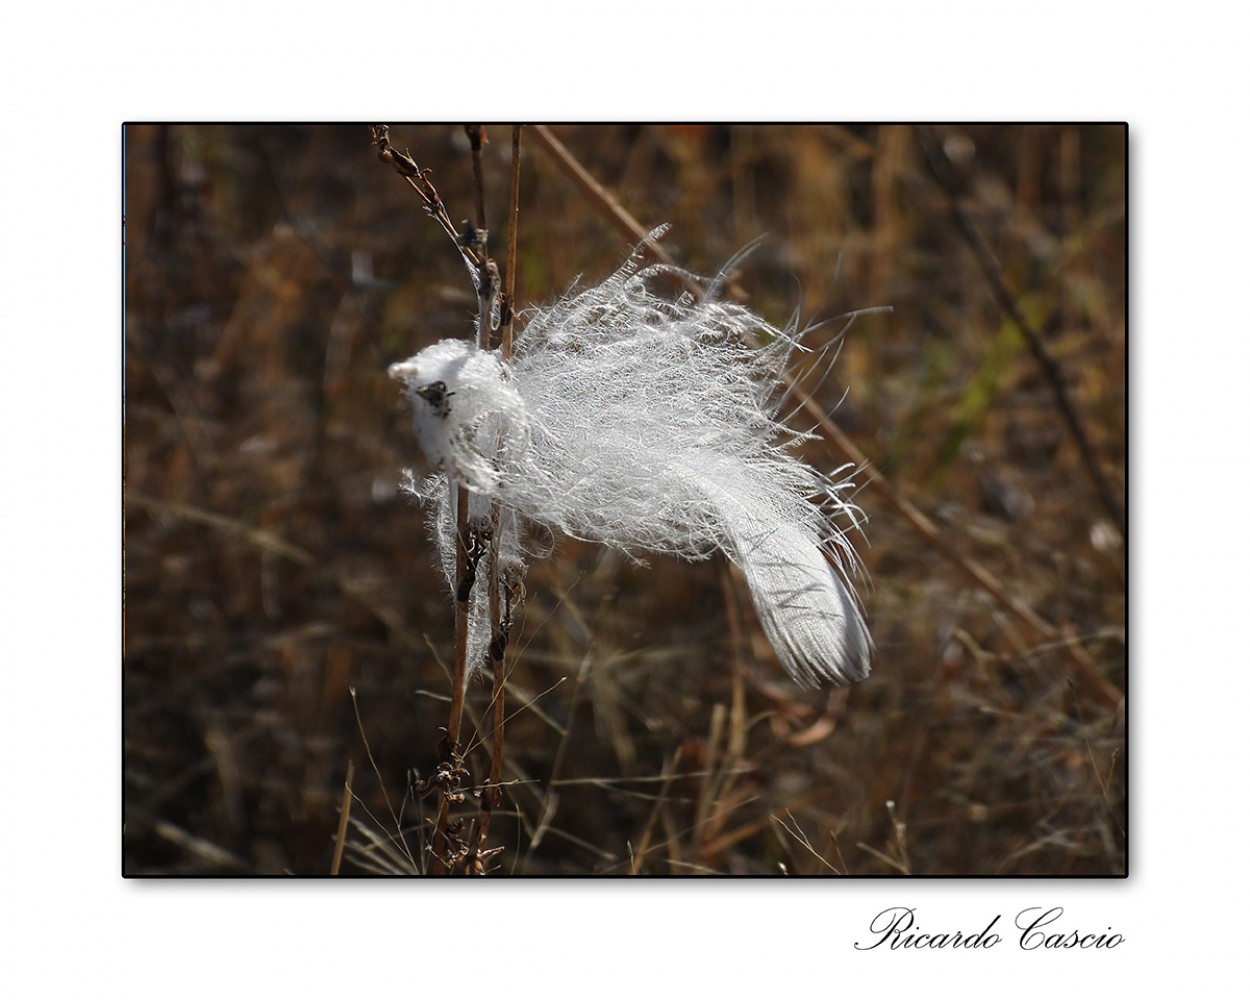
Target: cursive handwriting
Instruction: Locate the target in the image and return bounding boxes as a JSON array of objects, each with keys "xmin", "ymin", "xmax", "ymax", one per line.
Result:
[
  {"xmin": 1015, "ymin": 907, "xmax": 1125, "ymax": 950},
  {"xmin": 855, "ymin": 906, "xmax": 1124, "ymax": 951},
  {"xmin": 855, "ymin": 907, "xmax": 1001, "ymax": 950}
]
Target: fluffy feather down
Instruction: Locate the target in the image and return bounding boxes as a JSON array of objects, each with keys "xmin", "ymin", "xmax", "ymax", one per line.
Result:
[{"xmin": 390, "ymin": 234, "xmax": 871, "ymax": 685}]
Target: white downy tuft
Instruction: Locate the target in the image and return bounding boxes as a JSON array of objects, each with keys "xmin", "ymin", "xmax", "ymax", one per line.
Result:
[{"xmin": 391, "ymin": 232, "xmax": 871, "ymax": 686}]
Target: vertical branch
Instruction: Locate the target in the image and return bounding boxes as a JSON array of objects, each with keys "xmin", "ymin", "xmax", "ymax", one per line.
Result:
[
  {"xmin": 369, "ymin": 124, "xmax": 495, "ymax": 873},
  {"xmin": 502, "ymin": 126, "xmax": 523, "ymax": 359},
  {"xmin": 478, "ymin": 127, "xmax": 524, "ymax": 857},
  {"xmin": 430, "ymin": 126, "xmax": 497, "ymax": 874},
  {"xmin": 330, "ymin": 760, "xmax": 354, "ymax": 875},
  {"xmin": 427, "ymin": 486, "xmax": 472, "ymax": 873},
  {"xmin": 466, "ymin": 124, "xmax": 488, "ymax": 244}
]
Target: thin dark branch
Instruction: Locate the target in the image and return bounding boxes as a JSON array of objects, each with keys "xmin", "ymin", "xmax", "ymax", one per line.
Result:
[
  {"xmin": 369, "ymin": 124, "xmax": 482, "ymax": 269},
  {"xmin": 528, "ymin": 125, "xmax": 675, "ymax": 266},
  {"xmin": 502, "ymin": 126, "xmax": 523, "ymax": 359},
  {"xmin": 478, "ymin": 126, "xmax": 525, "ymax": 855},
  {"xmin": 465, "ymin": 125, "xmax": 488, "ymax": 234},
  {"xmin": 369, "ymin": 124, "xmax": 483, "ymax": 873}
]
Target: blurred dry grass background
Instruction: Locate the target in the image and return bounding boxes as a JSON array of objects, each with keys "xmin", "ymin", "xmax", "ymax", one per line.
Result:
[{"xmin": 123, "ymin": 123, "xmax": 1125, "ymax": 876}]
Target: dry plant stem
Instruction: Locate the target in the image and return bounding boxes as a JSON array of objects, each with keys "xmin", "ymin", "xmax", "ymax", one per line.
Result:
[
  {"xmin": 502, "ymin": 126, "xmax": 523, "ymax": 359},
  {"xmin": 431, "ymin": 127, "xmax": 496, "ymax": 874},
  {"xmin": 483, "ymin": 576, "xmax": 505, "ymax": 819},
  {"xmin": 370, "ymin": 124, "xmax": 482, "ymax": 873},
  {"xmin": 529, "ymin": 125, "xmax": 1121, "ymax": 708},
  {"xmin": 466, "ymin": 125, "xmax": 488, "ymax": 239},
  {"xmin": 369, "ymin": 126, "xmax": 482, "ymax": 270},
  {"xmin": 478, "ymin": 127, "xmax": 524, "ymax": 853},
  {"xmin": 697, "ymin": 788, "xmax": 827, "ymax": 862},
  {"xmin": 150, "ymin": 820, "xmax": 248, "ymax": 872},
  {"xmin": 913, "ymin": 125, "xmax": 1125, "ymax": 533},
  {"xmin": 432, "ymin": 431, "xmax": 473, "ymax": 867},
  {"xmin": 529, "ymin": 126, "xmax": 677, "ymax": 268},
  {"xmin": 629, "ymin": 747, "xmax": 683, "ymax": 874},
  {"xmin": 330, "ymin": 760, "xmax": 355, "ymax": 875}
]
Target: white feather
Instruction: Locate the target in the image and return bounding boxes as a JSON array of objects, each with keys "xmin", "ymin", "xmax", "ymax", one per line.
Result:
[{"xmin": 390, "ymin": 233, "xmax": 871, "ymax": 686}]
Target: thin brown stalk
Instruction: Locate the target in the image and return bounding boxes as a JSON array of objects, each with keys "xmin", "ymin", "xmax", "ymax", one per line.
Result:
[
  {"xmin": 522, "ymin": 653, "xmax": 590, "ymax": 866},
  {"xmin": 528, "ymin": 125, "xmax": 676, "ymax": 267},
  {"xmin": 465, "ymin": 125, "xmax": 488, "ymax": 238},
  {"xmin": 370, "ymin": 124, "xmax": 486, "ymax": 873},
  {"xmin": 428, "ymin": 522, "xmax": 471, "ymax": 872},
  {"xmin": 330, "ymin": 760, "xmax": 355, "ymax": 875},
  {"xmin": 528, "ymin": 125, "xmax": 1121, "ymax": 708},
  {"xmin": 478, "ymin": 127, "xmax": 524, "ymax": 856},
  {"xmin": 479, "ymin": 567, "xmax": 506, "ymax": 834},
  {"xmin": 432, "ymin": 127, "xmax": 500, "ymax": 873},
  {"xmin": 370, "ymin": 125, "xmax": 482, "ymax": 269},
  {"xmin": 502, "ymin": 126, "xmax": 523, "ymax": 359},
  {"xmin": 629, "ymin": 747, "xmax": 683, "ymax": 875},
  {"xmin": 772, "ymin": 810, "xmax": 839, "ymax": 873}
]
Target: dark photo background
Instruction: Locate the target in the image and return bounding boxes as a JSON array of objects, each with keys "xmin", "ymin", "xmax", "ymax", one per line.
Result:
[{"xmin": 123, "ymin": 124, "xmax": 1125, "ymax": 875}]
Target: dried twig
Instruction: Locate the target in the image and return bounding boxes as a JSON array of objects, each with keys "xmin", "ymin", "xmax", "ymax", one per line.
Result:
[
  {"xmin": 478, "ymin": 126, "xmax": 525, "ymax": 857},
  {"xmin": 370, "ymin": 125, "xmax": 481, "ymax": 269},
  {"xmin": 330, "ymin": 760, "xmax": 354, "ymax": 875},
  {"xmin": 528, "ymin": 125, "xmax": 676, "ymax": 268},
  {"xmin": 370, "ymin": 124, "xmax": 488, "ymax": 873},
  {"xmin": 465, "ymin": 124, "xmax": 488, "ymax": 238},
  {"xmin": 501, "ymin": 125, "xmax": 523, "ymax": 358},
  {"xmin": 629, "ymin": 747, "xmax": 683, "ymax": 874}
]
